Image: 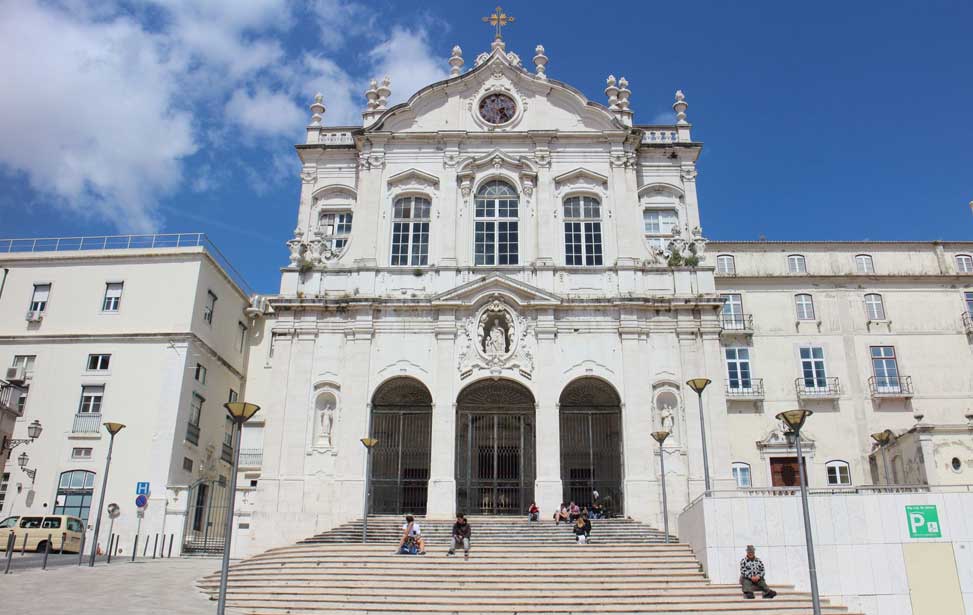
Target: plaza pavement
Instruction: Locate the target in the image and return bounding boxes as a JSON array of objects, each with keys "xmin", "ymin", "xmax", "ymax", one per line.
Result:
[{"xmin": 0, "ymin": 557, "xmax": 222, "ymax": 615}]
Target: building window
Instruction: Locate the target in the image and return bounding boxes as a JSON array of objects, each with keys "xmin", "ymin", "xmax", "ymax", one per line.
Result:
[
  {"xmin": 716, "ymin": 255, "xmax": 736, "ymax": 274},
  {"xmin": 228, "ymin": 389, "xmax": 238, "ymax": 404},
  {"xmin": 78, "ymin": 385, "xmax": 104, "ymax": 415},
  {"xmin": 237, "ymin": 322, "xmax": 247, "ymax": 353},
  {"xmin": 799, "ymin": 346, "xmax": 827, "ymax": 389},
  {"xmin": 870, "ymin": 346, "xmax": 901, "ymax": 392},
  {"xmin": 53, "ymin": 470, "xmax": 95, "ymax": 523},
  {"xmin": 864, "ymin": 293, "xmax": 886, "ymax": 320},
  {"xmin": 951, "ymin": 457, "xmax": 962, "ymax": 472},
  {"xmin": 390, "ymin": 196, "xmax": 431, "ymax": 266},
  {"xmin": 86, "ymin": 354, "xmax": 111, "ymax": 371},
  {"xmin": 721, "ymin": 294, "xmax": 745, "ymax": 328},
  {"xmin": 855, "ymin": 254, "xmax": 874, "ymax": 274},
  {"xmin": 29, "ymin": 283, "xmax": 51, "ymax": 312},
  {"xmin": 826, "ymin": 460, "xmax": 851, "ymax": 486},
  {"xmin": 725, "ymin": 347, "xmax": 752, "ymax": 390},
  {"xmin": 183, "ymin": 457, "xmax": 194, "ymax": 473},
  {"xmin": 563, "ymin": 196, "xmax": 603, "ymax": 266},
  {"xmin": 474, "ymin": 181, "xmax": 519, "ymax": 265},
  {"xmin": 0, "ymin": 472, "xmax": 9, "ymax": 511},
  {"xmin": 795, "ymin": 294, "xmax": 816, "ymax": 320},
  {"xmin": 318, "ymin": 211, "xmax": 353, "ymax": 256},
  {"xmin": 194, "ymin": 362, "xmax": 207, "ymax": 384},
  {"xmin": 642, "ymin": 209, "xmax": 678, "ymax": 252},
  {"xmin": 71, "ymin": 447, "xmax": 93, "ymax": 460},
  {"xmin": 102, "ymin": 282, "xmax": 123, "ymax": 312},
  {"xmin": 12, "ymin": 355, "xmax": 36, "ymax": 376},
  {"xmin": 965, "ymin": 292, "xmax": 973, "ymax": 315},
  {"xmin": 203, "ymin": 291, "xmax": 217, "ymax": 324},
  {"xmin": 731, "ymin": 463, "xmax": 752, "ymax": 488},
  {"xmin": 956, "ymin": 255, "xmax": 973, "ymax": 273},
  {"xmin": 187, "ymin": 393, "xmax": 204, "ymax": 446},
  {"xmin": 787, "ymin": 254, "xmax": 807, "ymax": 273}
]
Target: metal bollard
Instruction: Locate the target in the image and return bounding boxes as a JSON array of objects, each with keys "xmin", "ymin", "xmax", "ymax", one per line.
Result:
[
  {"xmin": 4, "ymin": 532, "xmax": 15, "ymax": 574},
  {"xmin": 41, "ymin": 534, "xmax": 51, "ymax": 570},
  {"xmin": 142, "ymin": 535, "xmax": 149, "ymax": 557},
  {"xmin": 168, "ymin": 534, "xmax": 174, "ymax": 558},
  {"xmin": 106, "ymin": 535, "xmax": 114, "ymax": 564},
  {"xmin": 131, "ymin": 535, "xmax": 138, "ymax": 562},
  {"xmin": 60, "ymin": 532, "xmax": 66, "ymax": 555},
  {"xmin": 20, "ymin": 532, "xmax": 28, "ymax": 556},
  {"xmin": 152, "ymin": 534, "xmax": 158, "ymax": 558},
  {"xmin": 158, "ymin": 535, "xmax": 165, "ymax": 558},
  {"xmin": 78, "ymin": 532, "xmax": 86, "ymax": 566}
]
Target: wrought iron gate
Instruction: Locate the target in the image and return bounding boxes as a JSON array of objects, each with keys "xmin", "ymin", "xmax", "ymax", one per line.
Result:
[
  {"xmin": 182, "ymin": 477, "xmax": 229, "ymax": 554},
  {"xmin": 369, "ymin": 378, "xmax": 432, "ymax": 515},
  {"xmin": 559, "ymin": 378, "xmax": 623, "ymax": 515},
  {"xmin": 456, "ymin": 380, "xmax": 535, "ymax": 515}
]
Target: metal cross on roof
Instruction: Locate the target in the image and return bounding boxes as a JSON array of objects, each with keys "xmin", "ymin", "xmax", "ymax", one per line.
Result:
[{"xmin": 483, "ymin": 6, "xmax": 514, "ymax": 40}]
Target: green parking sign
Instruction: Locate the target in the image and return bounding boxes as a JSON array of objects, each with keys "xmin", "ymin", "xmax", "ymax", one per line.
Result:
[{"xmin": 906, "ymin": 505, "xmax": 942, "ymax": 538}]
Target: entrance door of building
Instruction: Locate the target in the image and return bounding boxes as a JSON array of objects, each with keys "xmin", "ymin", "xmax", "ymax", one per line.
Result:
[
  {"xmin": 456, "ymin": 379, "xmax": 535, "ymax": 515},
  {"xmin": 770, "ymin": 457, "xmax": 807, "ymax": 487},
  {"xmin": 559, "ymin": 378, "xmax": 623, "ymax": 514}
]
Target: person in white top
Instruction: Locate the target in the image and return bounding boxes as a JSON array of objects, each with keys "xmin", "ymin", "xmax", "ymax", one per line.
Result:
[{"xmin": 398, "ymin": 515, "xmax": 426, "ymax": 554}]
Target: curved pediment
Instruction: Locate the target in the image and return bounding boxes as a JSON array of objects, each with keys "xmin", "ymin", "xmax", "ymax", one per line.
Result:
[{"xmin": 365, "ymin": 45, "xmax": 625, "ymax": 134}]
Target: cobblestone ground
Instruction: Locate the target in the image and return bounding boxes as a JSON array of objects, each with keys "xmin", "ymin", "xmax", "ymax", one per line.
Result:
[{"xmin": 0, "ymin": 558, "xmax": 221, "ymax": 615}]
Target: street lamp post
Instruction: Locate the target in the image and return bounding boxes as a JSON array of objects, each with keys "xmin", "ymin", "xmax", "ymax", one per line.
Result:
[
  {"xmin": 650, "ymin": 430, "xmax": 671, "ymax": 543},
  {"xmin": 16, "ymin": 451, "xmax": 37, "ymax": 485},
  {"xmin": 870, "ymin": 430, "xmax": 895, "ymax": 485},
  {"xmin": 217, "ymin": 401, "xmax": 261, "ymax": 615},
  {"xmin": 360, "ymin": 437, "xmax": 379, "ymax": 544},
  {"xmin": 89, "ymin": 422, "xmax": 125, "ymax": 567},
  {"xmin": 2, "ymin": 419, "xmax": 43, "ymax": 455},
  {"xmin": 686, "ymin": 378, "xmax": 713, "ymax": 494},
  {"xmin": 776, "ymin": 409, "xmax": 821, "ymax": 615}
]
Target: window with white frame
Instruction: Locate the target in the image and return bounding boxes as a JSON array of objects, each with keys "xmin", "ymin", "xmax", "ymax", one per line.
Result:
[
  {"xmin": 86, "ymin": 354, "xmax": 111, "ymax": 371},
  {"xmin": 390, "ymin": 196, "xmax": 431, "ymax": 266},
  {"xmin": 563, "ymin": 196, "xmax": 603, "ymax": 266},
  {"xmin": 721, "ymin": 294, "xmax": 745, "ymax": 328},
  {"xmin": 799, "ymin": 346, "xmax": 827, "ymax": 389},
  {"xmin": 855, "ymin": 254, "xmax": 875, "ymax": 274},
  {"xmin": 826, "ymin": 460, "xmax": 851, "ymax": 486},
  {"xmin": 203, "ymin": 291, "xmax": 217, "ymax": 324},
  {"xmin": 870, "ymin": 346, "xmax": 901, "ymax": 392},
  {"xmin": 716, "ymin": 254, "xmax": 736, "ymax": 274},
  {"xmin": 71, "ymin": 447, "xmax": 93, "ymax": 460},
  {"xmin": 78, "ymin": 385, "xmax": 104, "ymax": 415},
  {"xmin": 956, "ymin": 254, "xmax": 973, "ymax": 273},
  {"xmin": 795, "ymin": 293, "xmax": 816, "ymax": 320},
  {"xmin": 725, "ymin": 347, "xmax": 752, "ymax": 390},
  {"xmin": 228, "ymin": 389, "xmax": 238, "ymax": 404},
  {"xmin": 474, "ymin": 181, "xmax": 519, "ymax": 265},
  {"xmin": 642, "ymin": 209, "xmax": 678, "ymax": 252},
  {"xmin": 318, "ymin": 211, "xmax": 353, "ymax": 256},
  {"xmin": 864, "ymin": 293, "xmax": 886, "ymax": 320},
  {"xmin": 194, "ymin": 362, "xmax": 207, "ymax": 384},
  {"xmin": 965, "ymin": 292, "xmax": 973, "ymax": 315},
  {"xmin": 787, "ymin": 254, "xmax": 807, "ymax": 273},
  {"xmin": 189, "ymin": 393, "xmax": 204, "ymax": 426},
  {"xmin": 12, "ymin": 355, "xmax": 36, "ymax": 376},
  {"xmin": 731, "ymin": 462, "xmax": 752, "ymax": 488},
  {"xmin": 102, "ymin": 282, "xmax": 123, "ymax": 312},
  {"xmin": 237, "ymin": 322, "xmax": 247, "ymax": 353},
  {"xmin": 29, "ymin": 284, "xmax": 50, "ymax": 312}
]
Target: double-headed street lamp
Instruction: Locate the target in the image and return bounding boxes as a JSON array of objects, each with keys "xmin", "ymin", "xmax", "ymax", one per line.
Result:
[
  {"xmin": 360, "ymin": 437, "xmax": 379, "ymax": 544},
  {"xmin": 217, "ymin": 401, "xmax": 261, "ymax": 615},
  {"xmin": 89, "ymin": 422, "xmax": 125, "ymax": 567},
  {"xmin": 650, "ymin": 430, "xmax": 671, "ymax": 543},
  {"xmin": 686, "ymin": 378, "xmax": 712, "ymax": 494},
  {"xmin": 776, "ymin": 408, "xmax": 821, "ymax": 615},
  {"xmin": 870, "ymin": 430, "xmax": 896, "ymax": 485}
]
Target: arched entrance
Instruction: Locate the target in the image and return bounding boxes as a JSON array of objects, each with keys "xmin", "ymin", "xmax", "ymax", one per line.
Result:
[
  {"xmin": 456, "ymin": 379, "xmax": 535, "ymax": 514},
  {"xmin": 559, "ymin": 378, "xmax": 623, "ymax": 514},
  {"xmin": 369, "ymin": 377, "xmax": 432, "ymax": 514}
]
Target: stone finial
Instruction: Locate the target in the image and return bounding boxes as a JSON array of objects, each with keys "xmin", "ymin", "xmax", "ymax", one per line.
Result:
[
  {"xmin": 376, "ymin": 76, "xmax": 391, "ymax": 110},
  {"xmin": 533, "ymin": 44, "xmax": 548, "ymax": 80},
  {"xmin": 449, "ymin": 45, "xmax": 464, "ymax": 77},
  {"xmin": 673, "ymin": 89, "xmax": 689, "ymax": 125},
  {"xmin": 491, "ymin": 37, "xmax": 506, "ymax": 52},
  {"xmin": 309, "ymin": 93, "xmax": 326, "ymax": 127},
  {"xmin": 617, "ymin": 77, "xmax": 631, "ymax": 110},
  {"xmin": 605, "ymin": 75, "xmax": 619, "ymax": 110},
  {"xmin": 364, "ymin": 79, "xmax": 379, "ymax": 111}
]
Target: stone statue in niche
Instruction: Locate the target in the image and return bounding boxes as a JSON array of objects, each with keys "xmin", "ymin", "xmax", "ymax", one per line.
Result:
[
  {"xmin": 660, "ymin": 404, "xmax": 675, "ymax": 433},
  {"xmin": 478, "ymin": 308, "xmax": 512, "ymax": 356},
  {"xmin": 315, "ymin": 393, "xmax": 336, "ymax": 448}
]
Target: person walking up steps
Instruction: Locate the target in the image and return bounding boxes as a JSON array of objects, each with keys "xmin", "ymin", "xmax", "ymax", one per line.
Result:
[{"xmin": 446, "ymin": 513, "xmax": 471, "ymax": 559}]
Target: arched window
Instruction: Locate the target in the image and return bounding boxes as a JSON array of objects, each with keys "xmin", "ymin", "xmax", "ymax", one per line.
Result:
[
  {"xmin": 474, "ymin": 180, "xmax": 519, "ymax": 265},
  {"xmin": 855, "ymin": 254, "xmax": 874, "ymax": 273},
  {"xmin": 716, "ymin": 254, "xmax": 736, "ymax": 274},
  {"xmin": 390, "ymin": 196, "xmax": 430, "ymax": 266},
  {"xmin": 53, "ymin": 470, "xmax": 96, "ymax": 522},
  {"xmin": 795, "ymin": 293, "xmax": 815, "ymax": 320},
  {"xmin": 563, "ymin": 196, "xmax": 603, "ymax": 266},
  {"xmin": 864, "ymin": 293, "xmax": 886, "ymax": 320},
  {"xmin": 318, "ymin": 211, "xmax": 352, "ymax": 256},
  {"xmin": 956, "ymin": 254, "xmax": 973, "ymax": 273},
  {"xmin": 826, "ymin": 460, "xmax": 851, "ymax": 486},
  {"xmin": 731, "ymin": 462, "xmax": 752, "ymax": 488},
  {"xmin": 787, "ymin": 254, "xmax": 807, "ymax": 273}
]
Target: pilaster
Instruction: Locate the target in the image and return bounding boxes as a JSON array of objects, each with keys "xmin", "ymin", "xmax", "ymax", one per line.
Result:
[
  {"xmin": 533, "ymin": 308, "xmax": 562, "ymax": 513},
  {"xmin": 427, "ymin": 311, "xmax": 458, "ymax": 518},
  {"xmin": 618, "ymin": 307, "xmax": 652, "ymax": 518}
]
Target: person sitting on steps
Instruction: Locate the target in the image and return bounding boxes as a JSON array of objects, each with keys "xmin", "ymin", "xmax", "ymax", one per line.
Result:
[
  {"xmin": 553, "ymin": 503, "xmax": 569, "ymax": 525},
  {"xmin": 568, "ymin": 501, "xmax": 581, "ymax": 521},
  {"xmin": 397, "ymin": 515, "xmax": 426, "ymax": 555},
  {"xmin": 446, "ymin": 513, "xmax": 471, "ymax": 559},
  {"xmin": 527, "ymin": 502, "xmax": 540, "ymax": 522},
  {"xmin": 740, "ymin": 545, "xmax": 777, "ymax": 599}
]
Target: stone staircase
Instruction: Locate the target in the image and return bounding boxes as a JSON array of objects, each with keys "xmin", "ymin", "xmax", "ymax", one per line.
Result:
[{"xmin": 198, "ymin": 515, "xmax": 860, "ymax": 615}]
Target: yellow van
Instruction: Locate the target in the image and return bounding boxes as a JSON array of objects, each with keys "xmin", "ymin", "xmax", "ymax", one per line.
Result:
[{"xmin": 1, "ymin": 515, "xmax": 85, "ymax": 553}]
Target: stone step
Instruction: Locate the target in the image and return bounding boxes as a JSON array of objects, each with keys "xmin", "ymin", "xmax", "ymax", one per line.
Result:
[
  {"xmin": 223, "ymin": 602, "xmax": 851, "ymax": 614},
  {"xmin": 204, "ymin": 584, "xmax": 801, "ymax": 595},
  {"xmin": 234, "ymin": 555, "xmax": 702, "ymax": 566}
]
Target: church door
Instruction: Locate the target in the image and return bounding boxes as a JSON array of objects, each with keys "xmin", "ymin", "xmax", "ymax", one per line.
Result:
[
  {"xmin": 456, "ymin": 379, "xmax": 536, "ymax": 515},
  {"xmin": 369, "ymin": 378, "xmax": 433, "ymax": 514}
]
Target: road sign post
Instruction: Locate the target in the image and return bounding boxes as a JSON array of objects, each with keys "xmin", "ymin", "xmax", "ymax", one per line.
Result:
[{"xmin": 906, "ymin": 505, "xmax": 942, "ymax": 538}]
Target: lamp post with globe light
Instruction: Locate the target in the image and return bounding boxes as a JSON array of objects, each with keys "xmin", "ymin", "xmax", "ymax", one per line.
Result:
[
  {"xmin": 89, "ymin": 422, "xmax": 125, "ymax": 567},
  {"xmin": 360, "ymin": 437, "xmax": 379, "ymax": 543},
  {"xmin": 686, "ymin": 378, "xmax": 713, "ymax": 494},
  {"xmin": 650, "ymin": 430, "xmax": 671, "ymax": 543}
]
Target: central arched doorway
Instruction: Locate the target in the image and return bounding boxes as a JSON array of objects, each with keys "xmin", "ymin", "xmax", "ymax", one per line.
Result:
[
  {"xmin": 369, "ymin": 377, "xmax": 432, "ymax": 514},
  {"xmin": 456, "ymin": 379, "xmax": 535, "ymax": 514},
  {"xmin": 559, "ymin": 378, "xmax": 623, "ymax": 515}
]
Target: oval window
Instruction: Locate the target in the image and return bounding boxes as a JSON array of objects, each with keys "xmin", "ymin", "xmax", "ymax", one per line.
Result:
[
  {"xmin": 951, "ymin": 457, "xmax": 962, "ymax": 472},
  {"xmin": 478, "ymin": 93, "xmax": 517, "ymax": 124}
]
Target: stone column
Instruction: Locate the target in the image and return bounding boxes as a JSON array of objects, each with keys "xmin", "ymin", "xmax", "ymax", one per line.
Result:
[
  {"xmin": 426, "ymin": 310, "xmax": 458, "ymax": 518},
  {"xmin": 533, "ymin": 308, "xmax": 562, "ymax": 513},
  {"xmin": 619, "ymin": 307, "xmax": 652, "ymax": 519}
]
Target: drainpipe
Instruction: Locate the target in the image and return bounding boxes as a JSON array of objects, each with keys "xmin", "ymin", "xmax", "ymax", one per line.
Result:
[{"xmin": 0, "ymin": 268, "xmax": 8, "ymax": 302}]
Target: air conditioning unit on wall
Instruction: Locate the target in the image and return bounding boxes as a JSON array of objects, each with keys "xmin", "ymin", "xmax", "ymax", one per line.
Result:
[
  {"xmin": 5, "ymin": 366, "xmax": 25, "ymax": 384},
  {"xmin": 25, "ymin": 311, "xmax": 44, "ymax": 323}
]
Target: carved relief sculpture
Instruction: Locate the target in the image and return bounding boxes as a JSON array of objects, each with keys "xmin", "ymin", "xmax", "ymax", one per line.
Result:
[{"xmin": 458, "ymin": 299, "xmax": 534, "ymax": 378}]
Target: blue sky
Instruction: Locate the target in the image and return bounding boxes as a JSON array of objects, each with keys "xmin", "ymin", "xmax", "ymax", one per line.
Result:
[{"xmin": 1, "ymin": 1, "xmax": 971, "ymax": 292}]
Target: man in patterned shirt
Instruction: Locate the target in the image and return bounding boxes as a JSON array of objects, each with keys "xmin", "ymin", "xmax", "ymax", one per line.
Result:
[{"xmin": 740, "ymin": 545, "xmax": 777, "ymax": 599}]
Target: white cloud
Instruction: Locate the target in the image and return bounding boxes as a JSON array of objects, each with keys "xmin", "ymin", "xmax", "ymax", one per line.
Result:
[
  {"xmin": 369, "ymin": 26, "xmax": 449, "ymax": 107},
  {"xmin": 309, "ymin": 0, "xmax": 372, "ymax": 51},
  {"xmin": 226, "ymin": 88, "xmax": 307, "ymax": 138}
]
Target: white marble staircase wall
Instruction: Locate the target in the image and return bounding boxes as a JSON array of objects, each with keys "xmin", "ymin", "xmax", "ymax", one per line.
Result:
[{"xmin": 679, "ymin": 491, "xmax": 973, "ymax": 615}]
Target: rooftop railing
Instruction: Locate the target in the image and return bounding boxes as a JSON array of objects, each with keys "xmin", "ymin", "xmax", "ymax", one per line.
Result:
[{"xmin": 687, "ymin": 483, "xmax": 973, "ymax": 508}]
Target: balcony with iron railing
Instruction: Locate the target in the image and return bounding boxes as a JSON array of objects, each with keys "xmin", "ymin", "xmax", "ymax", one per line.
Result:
[
  {"xmin": 868, "ymin": 375, "xmax": 914, "ymax": 398},
  {"xmin": 725, "ymin": 378, "xmax": 765, "ymax": 399},
  {"xmin": 795, "ymin": 377, "xmax": 841, "ymax": 399},
  {"xmin": 963, "ymin": 312, "xmax": 973, "ymax": 334},
  {"xmin": 185, "ymin": 422, "xmax": 200, "ymax": 446},
  {"xmin": 0, "ymin": 383, "xmax": 27, "ymax": 416},
  {"xmin": 72, "ymin": 413, "xmax": 101, "ymax": 433},
  {"xmin": 238, "ymin": 448, "xmax": 263, "ymax": 468},
  {"xmin": 719, "ymin": 313, "xmax": 754, "ymax": 335}
]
